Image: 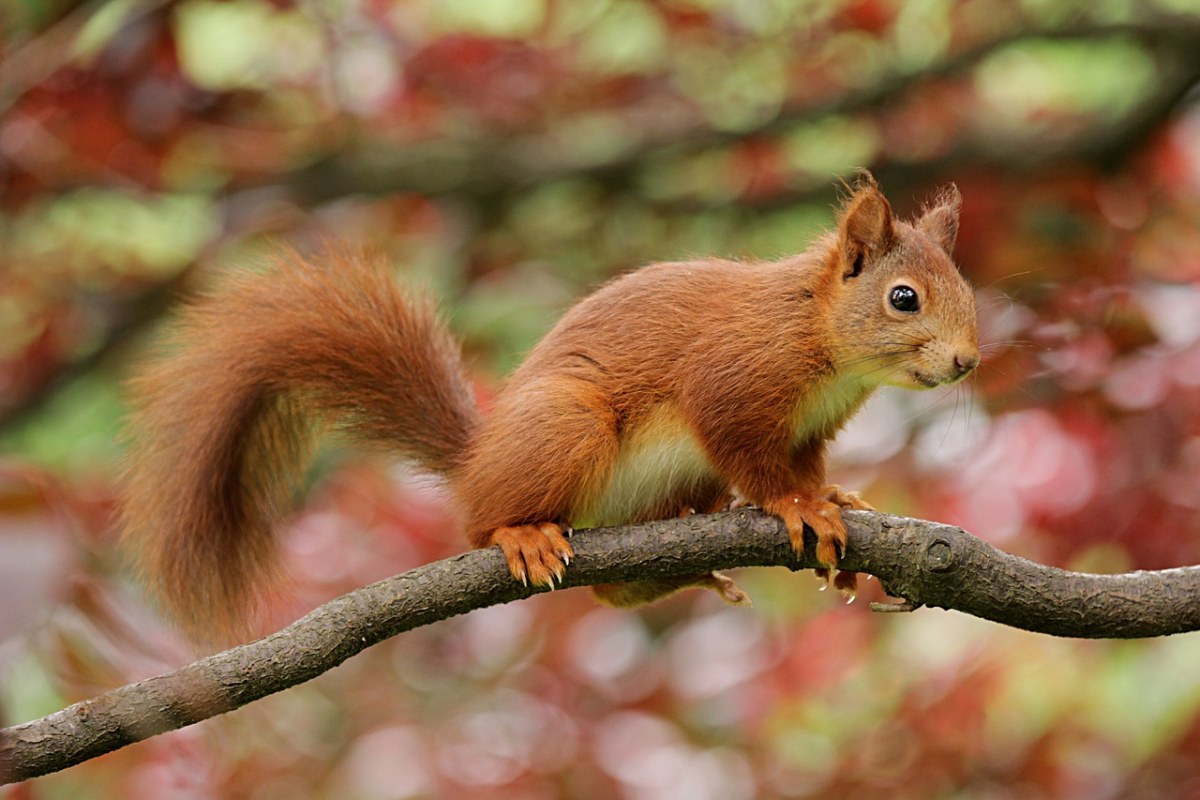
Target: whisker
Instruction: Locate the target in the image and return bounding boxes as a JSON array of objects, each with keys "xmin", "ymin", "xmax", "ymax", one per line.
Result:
[
  {"xmin": 979, "ymin": 340, "xmax": 1032, "ymax": 351},
  {"xmin": 939, "ymin": 385, "xmax": 962, "ymax": 454},
  {"xmin": 839, "ymin": 351, "xmax": 917, "ymax": 370},
  {"xmin": 978, "ymin": 271, "xmax": 1040, "ymax": 292},
  {"xmin": 891, "ymin": 384, "xmax": 959, "ymax": 429}
]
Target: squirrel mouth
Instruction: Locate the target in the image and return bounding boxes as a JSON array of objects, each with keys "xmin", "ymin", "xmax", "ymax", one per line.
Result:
[{"xmin": 911, "ymin": 370, "xmax": 942, "ymax": 388}]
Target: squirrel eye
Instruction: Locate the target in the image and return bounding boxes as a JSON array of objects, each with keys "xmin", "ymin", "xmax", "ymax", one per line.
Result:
[{"xmin": 889, "ymin": 285, "xmax": 920, "ymax": 313}]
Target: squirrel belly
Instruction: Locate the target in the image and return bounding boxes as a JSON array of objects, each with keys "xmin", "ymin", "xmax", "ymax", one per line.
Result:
[{"xmin": 571, "ymin": 401, "xmax": 722, "ymax": 529}]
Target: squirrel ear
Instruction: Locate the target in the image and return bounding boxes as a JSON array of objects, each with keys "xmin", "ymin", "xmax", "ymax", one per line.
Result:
[
  {"xmin": 838, "ymin": 175, "xmax": 895, "ymax": 279},
  {"xmin": 917, "ymin": 184, "xmax": 961, "ymax": 254}
]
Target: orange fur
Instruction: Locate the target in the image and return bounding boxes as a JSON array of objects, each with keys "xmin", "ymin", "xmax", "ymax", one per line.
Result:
[
  {"xmin": 122, "ymin": 250, "xmax": 479, "ymax": 640},
  {"xmin": 122, "ymin": 175, "xmax": 979, "ymax": 640}
]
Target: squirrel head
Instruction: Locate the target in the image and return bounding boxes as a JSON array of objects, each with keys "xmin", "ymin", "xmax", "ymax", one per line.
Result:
[{"xmin": 826, "ymin": 174, "xmax": 979, "ymax": 390}]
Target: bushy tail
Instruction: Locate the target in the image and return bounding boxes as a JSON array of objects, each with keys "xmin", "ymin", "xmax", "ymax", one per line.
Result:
[{"xmin": 120, "ymin": 250, "xmax": 481, "ymax": 642}]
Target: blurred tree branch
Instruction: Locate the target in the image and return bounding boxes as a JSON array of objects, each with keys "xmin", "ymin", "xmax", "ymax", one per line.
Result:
[
  {"xmin": 7, "ymin": 15, "xmax": 1200, "ymax": 432},
  {"xmin": 0, "ymin": 0, "xmax": 175, "ymax": 115},
  {"xmin": 3, "ymin": 508, "xmax": 1199, "ymax": 784},
  {"xmin": 0, "ymin": 272, "xmax": 188, "ymax": 435},
  {"xmin": 278, "ymin": 16, "xmax": 1200, "ymax": 208}
]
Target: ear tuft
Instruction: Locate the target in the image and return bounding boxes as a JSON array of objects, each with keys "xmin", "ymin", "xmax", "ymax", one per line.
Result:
[
  {"xmin": 917, "ymin": 183, "xmax": 962, "ymax": 254},
  {"xmin": 838, "ymin": 172, "xmax": 895, "ymax": 278}
]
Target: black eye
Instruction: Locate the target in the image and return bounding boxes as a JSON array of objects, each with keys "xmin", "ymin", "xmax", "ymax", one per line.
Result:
[{"xmin": 889, "ymin": 285, "xmax": 920, "ymax": 313}]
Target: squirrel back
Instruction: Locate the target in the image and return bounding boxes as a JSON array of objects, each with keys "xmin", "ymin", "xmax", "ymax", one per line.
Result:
[{"xmin": 121, "ymin": 250, "xmax": 480, "ymax": 640}]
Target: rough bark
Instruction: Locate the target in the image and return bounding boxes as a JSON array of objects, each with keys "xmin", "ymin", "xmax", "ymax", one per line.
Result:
[{"xmin": 3, "ymin": 508, "xmax": 1200, "ymax": 785}]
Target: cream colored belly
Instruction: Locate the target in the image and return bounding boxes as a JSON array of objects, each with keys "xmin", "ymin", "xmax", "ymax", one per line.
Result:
[
  {"xmin": 577, "ymin": 378, "xmax": 870, "ymax": 528},
  {"xmin": 575, "ymin": 403, "xmax": 716, "ymax": 528}
]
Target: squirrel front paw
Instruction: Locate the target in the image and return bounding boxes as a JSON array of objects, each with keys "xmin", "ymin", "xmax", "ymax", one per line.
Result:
[
  {"xmin": 763, "ymin": 494, "xmax": 847, "ymax": 569},
  {"xmin": 818, "ymin": 485, "xmax": 872, "ymax": 599},
  {"xmin": 763, "ymin": 486, "xmax": 869, "ymax": 600},
  {"xmin": 490, "ymin": 523, "xmax": 574, "ymax": 589}
]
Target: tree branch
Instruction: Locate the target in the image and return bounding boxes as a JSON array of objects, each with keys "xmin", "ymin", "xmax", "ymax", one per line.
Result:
[
  {"xmin": 3, "ymin": 508, "xmax": 1199, "ymax": 784},
  {"xmin": 276, "ymin": 17, "xmax": 1200, "ymax": 207},
  {"xmin": 0, "ymin": 271, "xmax": 190, "ymax": 436},
  {"xmin": 0, "ymin": 0, "xmax": 175, "ymax": 116}
]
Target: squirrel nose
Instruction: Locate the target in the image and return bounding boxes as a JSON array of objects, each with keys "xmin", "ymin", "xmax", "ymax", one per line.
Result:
[{"xmin": 954, "ymin": 351, "xmax": 980, "ymax": 375}]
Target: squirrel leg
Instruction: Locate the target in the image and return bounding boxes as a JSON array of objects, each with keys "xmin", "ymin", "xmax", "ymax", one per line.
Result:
[
  {"xmin": 460, "ymin": 374, "xmax": 618, "ymax": 591},
  {"xmin": 760, "ymin": 492, "xmax": 859, "ymax": 601},
  {"xmin": 747, "ymin": 441, "xmax": 867, "ymax": 600},
  {"xmin": 592, "ymin": 571, "xmax": 751, "ymax": 607},
  {"xmin": 690, "ymin": 412, "xmax": 860, "ymax": 600}
]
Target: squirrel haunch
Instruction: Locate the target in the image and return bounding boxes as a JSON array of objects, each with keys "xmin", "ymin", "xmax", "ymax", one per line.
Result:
[{"xmin": 121, "ymin": 175, "xmax": 979, "ymax": 642}]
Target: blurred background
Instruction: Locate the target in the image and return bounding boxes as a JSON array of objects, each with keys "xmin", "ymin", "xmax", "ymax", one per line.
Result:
[{"xmin": 3, "ymin": 0, "xmax": 1200, "ymax": 797}]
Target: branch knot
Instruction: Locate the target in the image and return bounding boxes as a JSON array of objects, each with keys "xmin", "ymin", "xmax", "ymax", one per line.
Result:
[{"xmin": 925, "ymin": 538, "xmax": 955, "ymax": 573}]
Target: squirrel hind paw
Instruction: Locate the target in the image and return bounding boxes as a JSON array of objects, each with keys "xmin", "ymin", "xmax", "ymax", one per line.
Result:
[
  {"xmin": 701, "ymin": 571, "xmax": 753, "ymax": 606},
  {"xmin": 491, "ymin": 523, "xmax": 574, "ymax": 589}
]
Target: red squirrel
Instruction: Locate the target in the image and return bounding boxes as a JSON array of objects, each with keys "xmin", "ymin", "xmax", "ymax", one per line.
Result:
[{"xmin": 121, "ymin": 174, "xmax": 979, "ymax": 640}]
